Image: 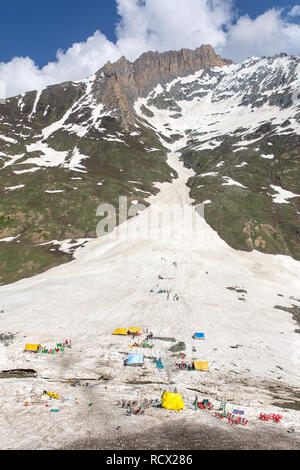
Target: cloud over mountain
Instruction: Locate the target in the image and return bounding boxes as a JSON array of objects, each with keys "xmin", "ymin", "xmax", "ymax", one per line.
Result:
[{"xmin": 0, "ymin": 0, "xmax": 300, "ymax": 97}]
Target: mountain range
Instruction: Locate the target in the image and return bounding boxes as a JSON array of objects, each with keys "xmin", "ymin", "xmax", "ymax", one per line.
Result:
[{"xmin": 0, "ymin": 45, "xmax": 299, "ymax": 285}]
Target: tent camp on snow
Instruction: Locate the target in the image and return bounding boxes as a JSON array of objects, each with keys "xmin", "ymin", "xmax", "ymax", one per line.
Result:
[{"xmin": 124, "ymin": 353, "xmax": 144, "ymax": 367}]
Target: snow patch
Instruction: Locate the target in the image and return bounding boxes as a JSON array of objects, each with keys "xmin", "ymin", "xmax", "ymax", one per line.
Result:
[
  {"xmin": 222, "ymin": 177, "xmax": 248, "ymax": 189},
  {"xmin": 4, "ymin": 184, "xmax": 25, "ymax": 192},
  {"xmin": 270, "ymin": 185, "xmax": 300, "ymax": 204}
]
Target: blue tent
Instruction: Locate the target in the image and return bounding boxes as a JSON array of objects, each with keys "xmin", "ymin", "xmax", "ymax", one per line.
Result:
[
  {"xmin": 193, "ymin": 333, "xmax": 205, "ymax": 340},
  {"xmin": 125, "ymin": 353, "xmax": 144, "ymax": 367},
  {"xmin": 233, "ymin": 410, "xmax": 244, "ymax": 415},
  {"xmin": 155, "ymin": 358, "xmax": 165, "ymax": 369}
]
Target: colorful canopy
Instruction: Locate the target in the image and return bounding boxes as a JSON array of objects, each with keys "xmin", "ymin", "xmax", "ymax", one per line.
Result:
[
  {"xmin": 194, "ymin": 361, "xmax": 209, "ymax": 371},
  {"xmin": 126, "ymin": 353, "xmax": 144, "ymax": 366},
  {"xmin": 193, "ymin": 333, "xmax": 205, "ymax": 340},
  {"xmin": 46, "ymin": 392, "xmax": 59, "ymax": 400},
  {"xmin": 25, "ymin": 344, "xmax": 42, "ymax": 352},
  {"xmin": 112, "ymin": 329, "xmax": 128, "ymax": 336},
  {"xmin": 128, "ymin": 327, "xmax": 142, "ymax": 333},
  {"xmin": 162, "ymin": 392, "xmax": 185, "ymax": 411}
]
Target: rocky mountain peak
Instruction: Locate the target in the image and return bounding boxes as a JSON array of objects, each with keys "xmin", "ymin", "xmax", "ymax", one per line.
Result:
[{"xmin": 95, "ymin": 44, "xmax": 233, "ymax": 127}]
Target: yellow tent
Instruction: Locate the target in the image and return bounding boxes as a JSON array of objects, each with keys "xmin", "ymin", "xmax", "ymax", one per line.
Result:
[
  {"xmin": 128, "ymin": 327, "xmax": 142, "ymax": 333},
  {"xmin": 25, "ymin": 344, "xmax": 42, "ymax": 353},
  {"xmin": 112, "ymin": 329, "xmax": 128, "ymax": 336},
  {"xmin": 162, "ymin": 392, "xmax": 185, "ymax": 411},
  {"xmin": 45, "ymin": 392, "xmax": 59, "ymax": 400},
  {"xmin": 194, "ymin": 361, "xmax": 209, "ymax": 371}
]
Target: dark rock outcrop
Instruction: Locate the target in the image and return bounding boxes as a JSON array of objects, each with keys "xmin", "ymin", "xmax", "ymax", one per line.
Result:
[{"xmin": 0, "ymin": 369, "xmax": 37, "ymax": 378}]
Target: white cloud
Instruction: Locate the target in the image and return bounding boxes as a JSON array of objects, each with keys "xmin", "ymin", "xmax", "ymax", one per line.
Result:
[
  {"xmin": 223, "ymin": 8, "xmax": 300, "ymax": 62},
  {"xmin": 289, "ymin": 5, "xmax": 300, "ymax": 17},
  {"xmin": 0, "ymin": 0, "xmax": 299, "ymax": 98},
  {"xmin": 0, "ymin": 31, "xmax": 122, "ymax": 97},
  {"xmin": 116, "ymin": 0, "xmax": 233, "ymax": 54}
]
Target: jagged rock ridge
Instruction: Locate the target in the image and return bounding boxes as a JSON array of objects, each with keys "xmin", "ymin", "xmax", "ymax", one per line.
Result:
[{"xmin": 93, "ymin": 45, "xmax": 233, "ymax": 127}]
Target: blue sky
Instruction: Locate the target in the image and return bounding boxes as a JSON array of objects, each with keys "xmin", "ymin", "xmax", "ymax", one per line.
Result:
[
  {"xmin": 1, "ymin": 0, "xmax": 300, "ymax": 97},
  {"xmin": 237, "ymin": 0, "xmax": 300, "ymax": 18},
  {"xmin": 0, "ymin": 0, "xmax": 299, "ymax": 66},
  {"xmin": 0, "ymin": 0, "xmax": 118, "ymax": 66}
]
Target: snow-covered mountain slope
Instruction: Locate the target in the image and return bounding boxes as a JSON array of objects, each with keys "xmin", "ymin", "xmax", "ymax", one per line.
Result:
[
  {"xmin": 135, "ymin": 54, "xmax": 300, "ymax": 260},
  {"xmin": 0, "ymin": 48, "xmax": 300, "ymax": 284},
  {"xmin": 0, "ymin": 45, "xmax": 230, "ymax": 175},
  {"xmin": 135, "ymin": 54, "xmax": 300, "ymax": 146},
  {"xmin": 0, "ymin": 46, "xmax": 232, "ymax": 285},
  {"xmin": 0, "ymin": 149, "xmax": 299, "ymax": 449},
  {"xmin": 0, "ymin": 75, "xmax": 173, "ymax": 285}
]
